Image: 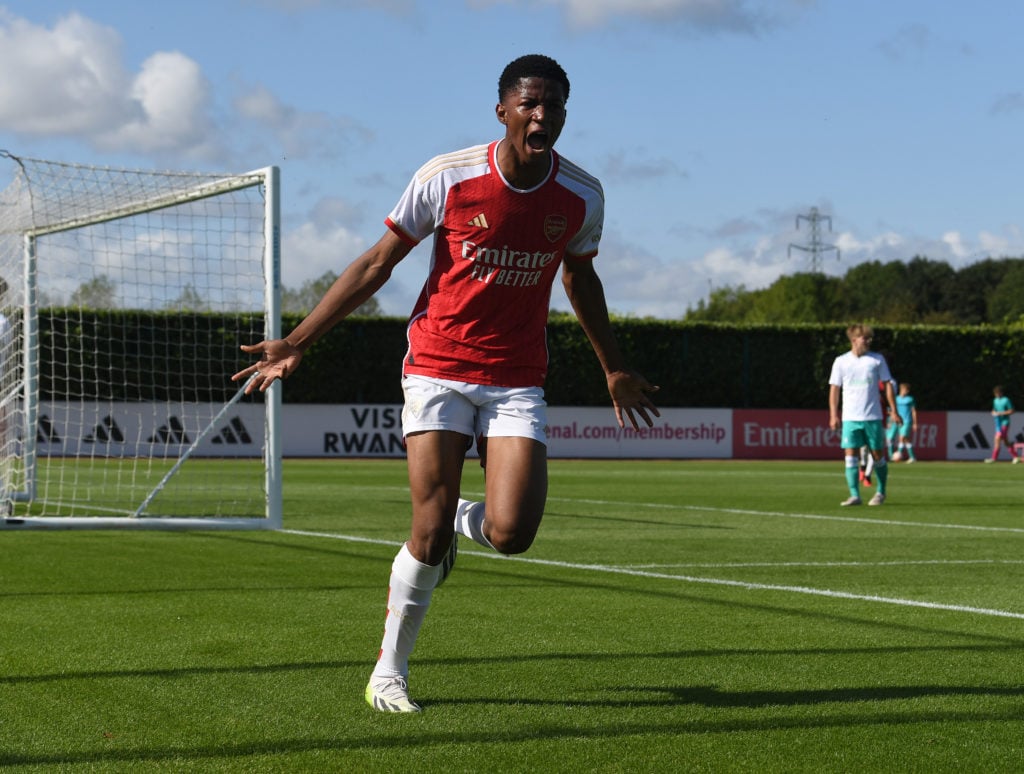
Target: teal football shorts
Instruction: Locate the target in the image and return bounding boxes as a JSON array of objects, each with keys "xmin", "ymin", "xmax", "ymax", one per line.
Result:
[{"xmin": 841, "ymin": 419, "xmax": 886, "ymax": 451}]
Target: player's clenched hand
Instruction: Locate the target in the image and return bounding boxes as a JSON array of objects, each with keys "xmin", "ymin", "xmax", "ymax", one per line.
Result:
[
  {"xmin": 232, "ymin": 339, "xmax": 304, "ymax": 394},
  {"xmin": 607, "ymin": 370, "xmax": 660, "ymax": 430}
]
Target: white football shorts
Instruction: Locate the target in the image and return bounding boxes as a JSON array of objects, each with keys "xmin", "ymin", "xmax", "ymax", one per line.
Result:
[{"xmin": 401, "ymin": 375, "xmax": 548, "ymax": 444}]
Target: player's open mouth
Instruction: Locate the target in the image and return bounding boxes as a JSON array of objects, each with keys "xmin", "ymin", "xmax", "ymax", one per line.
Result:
[{"xmin": 527, "ymin": 131, "xmax": 548, "ymax": 151}]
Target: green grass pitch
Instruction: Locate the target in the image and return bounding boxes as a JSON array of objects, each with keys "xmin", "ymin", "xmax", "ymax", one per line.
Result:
[{"xmin": 1, "ymin": 458, "xmax": 1022, "ymax": 772}]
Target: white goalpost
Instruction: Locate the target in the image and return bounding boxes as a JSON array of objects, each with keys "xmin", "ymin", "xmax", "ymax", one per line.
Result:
[{"xmin": 0, "ymin": 151, "xmax": 282, "ymax": 530}]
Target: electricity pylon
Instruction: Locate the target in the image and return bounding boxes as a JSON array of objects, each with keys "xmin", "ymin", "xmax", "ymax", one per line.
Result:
[{"xmin": 788, "ymin": 207, "xmax": 839, "ymax": 273}]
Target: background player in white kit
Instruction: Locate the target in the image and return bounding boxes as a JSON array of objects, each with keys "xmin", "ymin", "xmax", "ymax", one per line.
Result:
[
  {"xmin": 828, "ymin": 324, "xmax": 900, "ymax": 506},
  {"xmin": 234, "ymin": 54, "xmax": 660, "ymax": 713}
]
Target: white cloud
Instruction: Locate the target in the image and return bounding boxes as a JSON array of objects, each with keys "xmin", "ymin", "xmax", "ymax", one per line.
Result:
[
  {"xmin": 0, "ymin": 8, "xmax": 371, "ymax": 166},
  {"xmin": 0, "ymin": 11, "xmax": 218, "ymax": 159},
  {"xmin": 283, "ymin": 218, "xmax": 366, "ymax": 287},
  {"xmin": 601, "ymin": 150, "xmax": 688, "ymax": 182},
  {"xmin": 467, "ymin": 0, "xmax": 809, "ymax": 32},
  {"xmin": 547, "ymin": 230, "xmax": 704, "ymax": 318},
  {"xmin": 97, "ymin": 51, "xmax": 219, "ymax": 159},
  {"xmin": 233, "ymin": 84, "xmax": 373, "ymax": 161},
  {"xmin": 941, "ymin": 230, "xmax": 970, "ymax": 260},
  {"xmin": 978, "ymin": 227, "xmax": 1021, "ymax": 256},
  {"xmin": 576, "ymin": 212, "xmax": 1024, "ymax": 321},
  {"xmin": 280, "ymin": 196, "xmax": 424, "ymax": 316},
  {"xmin": 0, "ymin": 11, "xmax": 136, "ymax": 135},
  {"xmin": 698, "ymin": 244, "xmax": 787, "ymax": 292},
  {"xmin": 833, "ymin": 230, "xmax": 904, "ymax": 257},
  {"xmin": 243, "ymin": 0, "xmax": 416, "ymax": 12},
  {"xmin": 539, "ymin": 0, "xmax": 804, "ymax": 32}
]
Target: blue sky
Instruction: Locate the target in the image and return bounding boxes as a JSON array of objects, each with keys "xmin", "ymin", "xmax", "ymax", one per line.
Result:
[{"xmin": 1, "ymin": 0, "xmax": 1022, "ymax": 318}]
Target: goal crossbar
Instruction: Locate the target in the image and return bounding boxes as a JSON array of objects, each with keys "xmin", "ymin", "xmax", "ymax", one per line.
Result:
[{"xmin": 23, "ymin": 172, "xmax": 271, "ymax": 239}]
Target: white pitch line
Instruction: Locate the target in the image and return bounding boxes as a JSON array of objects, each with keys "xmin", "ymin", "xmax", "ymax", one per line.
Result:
[
  {"xmin": 544, "ymin": 495, "xmax": 1024, "ymax": 534},
  {"xmin": 280, "ymin": 529, "xmax": 1024, "ymax": 621},
  {"xmin": 628, "ymin": 559, "xmax": 1024, "ymax": 569},
  {"xmin": 360, "ymin": 486, "xmax": 1024, "ymax": 535}
]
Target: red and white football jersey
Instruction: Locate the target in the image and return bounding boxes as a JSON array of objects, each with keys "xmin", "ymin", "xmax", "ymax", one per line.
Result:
[{"xmin": 385, "ymin": 140, "xmax": 604, "ymax": 387}]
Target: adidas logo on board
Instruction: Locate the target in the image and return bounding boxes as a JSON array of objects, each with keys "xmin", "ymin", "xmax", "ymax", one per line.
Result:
[{"xmin": 955, "ymin": 424, "xmax": 989, "ymax": 450}]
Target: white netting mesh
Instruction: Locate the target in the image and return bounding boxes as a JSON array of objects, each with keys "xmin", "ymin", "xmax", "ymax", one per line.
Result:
[{"xmin": 0, "ymin": 152, "xmax": 276, "ymax": 525}]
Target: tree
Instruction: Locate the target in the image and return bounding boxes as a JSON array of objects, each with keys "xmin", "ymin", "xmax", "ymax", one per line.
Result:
[
  {"xmin": 945, "ymin": 258, "xmax": 1013, "ymax": 324},
  {"xmin": 903, "ymin": 256, "xmax": 956, "ymax": 320},
  {"xmin": 686, "ymin": 285, "xmax": 756, "ymax": 322},
  {"xmin": 168, "ymin": 284, "xmax": 207, "ymax": 312},
  {"xmin": 743, "ymin": 273, "xmax": 843, "ymax": 323},
  {"xmin": 282, "ymin": 271, "xmax": 382, "ymax": 316},
  {"xmin": 682, "ymin": 256, "xmax": 1024, "ymax": 325},
  {"xmin": 839, "ymin": 261, "xmax": 917, "ymax": 322},
  {"xmin": 987, "ymin": 263, "xmax": 1024, "ymax": 323},
  {"xmin": 70, "ymin": 275, "xmax": 117, "ymax": 309}
]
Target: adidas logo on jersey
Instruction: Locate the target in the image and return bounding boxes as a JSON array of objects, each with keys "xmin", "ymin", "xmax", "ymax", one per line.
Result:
[{"xmin": 468, "ymin": 213, "xmax": 489, "ymax": 229}]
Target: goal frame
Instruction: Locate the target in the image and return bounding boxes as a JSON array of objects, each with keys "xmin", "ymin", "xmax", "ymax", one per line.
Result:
[{"xmin": 0, "ymin": 158, "xmax": 282, "ymax": 531}]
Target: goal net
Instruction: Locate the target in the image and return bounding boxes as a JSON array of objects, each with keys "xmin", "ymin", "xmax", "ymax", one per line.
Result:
[{"xmin": 0, "ymin": 152, "xmax": 281, "ymax": 530}]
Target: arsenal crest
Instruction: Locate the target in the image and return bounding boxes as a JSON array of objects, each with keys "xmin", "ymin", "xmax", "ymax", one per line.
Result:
[{"xmin": 543, "ymin": 214, "xmax": 567, "ymax": 243}]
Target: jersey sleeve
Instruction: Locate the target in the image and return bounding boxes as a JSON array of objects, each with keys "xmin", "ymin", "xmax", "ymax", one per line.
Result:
[
  {"xmin": 828, "ymin": 358, "xmax": 843, "ymax": 387},
  {"xmin": 557, "ymin": 158, "xmax": 604, "ymax": 260},
  {"xmin": 566, "ymin": 193, "xmax": 603, "ymax": 259},
  {"xmin": 385, "ymin": 162, "xmax": 447, "ymax": 245},
  {"xmin": 877, "ymin": 356, "xmax": 893, "ymax": 384}
]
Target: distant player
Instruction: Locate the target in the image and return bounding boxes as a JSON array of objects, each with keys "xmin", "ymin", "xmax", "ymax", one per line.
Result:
[
  {"xmin": 828, "ymin": 324, "xmax": 900, "ymax": 506},
  {"xmin": 884, "ymin": 384, "xmax": 900, "ymax": 458},
  {"xmin": 985, "ymin": 385, "xmax": 1020, "ymax": 463},
  {"xmin": 892, "ymin": 382, "xmax": 918, "ymax": 462},
  {"xmin": 861, "ymin": 378, "xmax": 891, "ymax": 486},
  {"xmin": 858, "ymin": 446, "xmax": 874, "ymax": 488}
]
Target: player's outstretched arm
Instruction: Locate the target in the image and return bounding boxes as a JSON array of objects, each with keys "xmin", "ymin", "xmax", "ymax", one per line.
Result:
[
  {"xmin": 606, "ymin": 369, "xmax": 660, "ymax": 431},
  {"xmin": 232, "ymin": 339, "xmax": 304, "ymax": 394},
  {"xmin": 561, "ymin": 256, "xmax": 660, "ymax": 430},
  {"xmin": 232, "ymin": 230, "xmax": 412, "ymax": 394}
]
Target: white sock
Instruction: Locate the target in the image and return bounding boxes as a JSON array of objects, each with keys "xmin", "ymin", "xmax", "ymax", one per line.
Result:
[
  {"xmin": 454, "ymin": 498, "xmax": 495, "ymax": 550},
  {"xmin": 371, "ymin": 543, "xmax": 441, "ymax": 680}
]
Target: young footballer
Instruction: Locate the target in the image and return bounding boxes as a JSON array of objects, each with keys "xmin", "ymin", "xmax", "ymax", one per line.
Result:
[
  {"xmin": 828, "ymin": 324, "xmax": 899, "ymax": 506},
  {"xmin": 233, "ymin": 54, "xmax": 659, "ymax": 713}
]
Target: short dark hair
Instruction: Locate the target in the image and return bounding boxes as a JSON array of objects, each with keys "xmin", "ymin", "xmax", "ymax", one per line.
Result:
[{"xmin": 498, "ymin": 54, "xmax": 570, "ymax": 102}]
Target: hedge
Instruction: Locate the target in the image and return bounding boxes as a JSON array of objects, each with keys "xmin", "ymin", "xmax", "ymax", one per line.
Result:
[{"xmin": 36, "ymin": 312, "xmax": 1024, "ymax": 412}]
